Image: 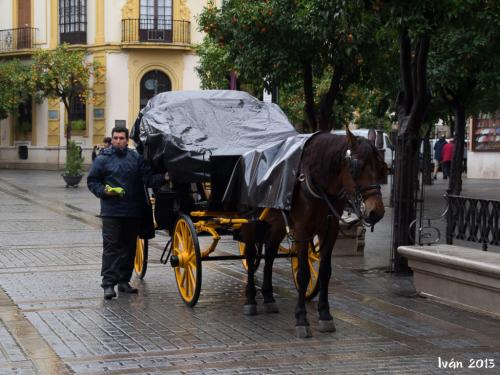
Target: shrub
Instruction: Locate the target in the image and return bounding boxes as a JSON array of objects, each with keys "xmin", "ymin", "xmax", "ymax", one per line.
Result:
[{"xmin": 65, "ymin": 140, "xmax": 84, "ymax": 176}]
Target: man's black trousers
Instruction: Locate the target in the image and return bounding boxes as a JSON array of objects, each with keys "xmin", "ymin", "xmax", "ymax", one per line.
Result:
[{"xmin": 101, "ymin": 217, "xmax": 141, "ymax": 288}]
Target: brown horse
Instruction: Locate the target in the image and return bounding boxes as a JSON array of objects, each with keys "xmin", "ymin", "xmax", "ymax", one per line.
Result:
[{"xmin": 242, "ymin": 129, "xmax": 387, "ymax": 338}]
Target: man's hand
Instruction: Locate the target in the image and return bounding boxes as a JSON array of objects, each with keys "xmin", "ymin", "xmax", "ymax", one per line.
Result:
[
  {"xmin": 164, "ymin": 172, "xmax": 170, "ymax": 183},
  {"xmin": 104, "ymin": 185, "xmax": 125, "ymax": 197}
]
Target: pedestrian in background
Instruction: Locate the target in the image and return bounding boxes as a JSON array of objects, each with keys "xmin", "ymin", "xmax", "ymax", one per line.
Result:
[
  {"xmin": 433, "ymin": 136, "xmax": 447, "ymax": 180},
  {"xmin": 87, "ymin": 127, "xmax": 168, "ymax": 300},
  {"xmin": 441, "ymin": 138, "xmax": 455, "ymax": 180},
  {"xmin": 92, "ymin": 137, "xmax": 112, "ymax": 161}
]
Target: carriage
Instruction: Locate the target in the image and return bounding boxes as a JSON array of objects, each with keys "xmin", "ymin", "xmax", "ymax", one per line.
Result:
[
  {"xmin": 131, "ymin": 90, "xmax": 321, "ymax": 307},
  {"xmin": 131, "ymin": 90, "xmax": 387, "ymax": 338}
]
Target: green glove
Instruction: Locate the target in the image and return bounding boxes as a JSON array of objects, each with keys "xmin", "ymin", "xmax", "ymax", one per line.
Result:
[{"xmin": 105, "ymin": 184, "xmax": 125, "ymax": 197}]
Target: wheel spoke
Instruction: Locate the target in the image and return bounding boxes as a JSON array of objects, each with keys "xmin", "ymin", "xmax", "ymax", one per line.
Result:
[
  {"xmin": 309, "ymin": 251, "xmax": 320, "ymax": 262},
  {"xmin": 179, "ymin": 268, "xmax": 186, "ymax": 288},
  {"xmin": 187, "ymin": 267, "xmax": 196, "ymax": 293},
  {"xmin": 309, "ymin": 261, "xmax": 318, "ymax": 280},
  {"xmin": 184, "ymin": 267, "xmax": 191, "ymax": 296}
]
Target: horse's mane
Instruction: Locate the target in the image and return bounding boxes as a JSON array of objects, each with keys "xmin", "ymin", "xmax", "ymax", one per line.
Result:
[
  {"xmin": 301, "ymin": 132, "xmax": 386, "ymax": 189},
  {"xmin": 301, "ymin": 133, "xmax": 349, "ymax": 189}
]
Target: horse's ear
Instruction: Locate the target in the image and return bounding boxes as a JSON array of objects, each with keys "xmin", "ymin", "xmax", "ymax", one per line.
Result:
[{"xmin": 345, "ymin": 127, "xmax": 357, "ymax": 149}]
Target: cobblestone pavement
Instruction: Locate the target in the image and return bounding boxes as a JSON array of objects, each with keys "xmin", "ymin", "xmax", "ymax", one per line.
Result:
[{"xmin": 0, "ymin": 170, "xmax": 499, "ymax": 374}]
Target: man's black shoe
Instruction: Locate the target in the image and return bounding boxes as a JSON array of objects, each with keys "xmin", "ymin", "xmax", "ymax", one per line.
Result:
[
  {"xmin": 103, "ymin": 286, "xmax": 117, "ymax": 300},
  {"xmin": 118, "ymin": 282, "xmax": 138, "ymax": 294}
]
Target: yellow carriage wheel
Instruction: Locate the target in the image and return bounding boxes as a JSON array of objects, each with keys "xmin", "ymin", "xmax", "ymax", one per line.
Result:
[
  {"xmin": 238, "ymin": 242, "xmax": 261, "ymax": 271},
  {"xmin": 172, "ymin": 214, "xmax": 202, "ymax": 307},
  {"xmin": 134, "ymin": 237, "xmax": 148, "ymax": 279},
  {"xmin": 291, "ymin": 238, "xmax": 320, "ymax": 300}
]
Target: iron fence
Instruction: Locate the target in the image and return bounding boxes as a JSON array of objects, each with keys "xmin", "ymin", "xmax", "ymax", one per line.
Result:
[
  {"xmin": 446, "ymin": 194, "xmax": 500, "ymax": 251},
  {"xmin": 122, "ymin": 19, "xmax": 190, "ymax": 44},
  {"xmin": 0, "ymin": 27, "xmax": 38, "ymax": 52}
]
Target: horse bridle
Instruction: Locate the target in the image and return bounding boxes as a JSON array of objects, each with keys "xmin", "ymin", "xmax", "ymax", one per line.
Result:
[
  {"xmin": 345, "ymin": 148, "xmax": 382, "ymax": 201},
  {"xmin": 297, "ymin": 148, "xmax": 381, "ymax": 228}
]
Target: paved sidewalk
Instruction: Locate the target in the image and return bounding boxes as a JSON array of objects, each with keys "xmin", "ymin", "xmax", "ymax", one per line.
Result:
[{"xmin": 0, "ymin": 169, "xmax": 499, "ymax": 374}]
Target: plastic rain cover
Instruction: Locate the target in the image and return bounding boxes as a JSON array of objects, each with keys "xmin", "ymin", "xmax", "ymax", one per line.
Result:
[{"xmin": 134, "ymin": 90, "xmax": 312, "ymax": 210}]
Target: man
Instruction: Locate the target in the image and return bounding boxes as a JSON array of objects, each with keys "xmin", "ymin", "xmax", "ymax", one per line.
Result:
[
  {"xmin": 433, "ymin": 136, "xmax": 447, "ymax": 180},
  {"xmin": 87, "ymin": 127, "xmax": 167, "ymax": 299},
  {"xmin": 441, "ymin": 138, "xmax": 455, "ymax": 180}
]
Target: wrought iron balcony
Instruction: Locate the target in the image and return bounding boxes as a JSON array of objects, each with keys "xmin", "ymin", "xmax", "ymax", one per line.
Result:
[
  {"xmin": 0, "ymin": 27, "xmax": 38, "ymax": 52},
  {"xmin": 122, "ymin": 18, "xmax": 190, "ymax": 45}
]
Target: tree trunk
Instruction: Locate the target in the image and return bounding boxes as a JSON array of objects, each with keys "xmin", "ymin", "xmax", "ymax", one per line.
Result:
[
  {"xmin": 448, "ymin": 103, "xmax": 465, "ymax": 195},
  {"xmin": 302, "ymin": 61, "xmax": 317, "ymax": 131},
  {"xmin": 422, "ymin": 129, "xmax": 432, "ymax": 185},
  {"xmin": 392, "ymin": 30, "xmax": 430, "ymax": 273},
  {"xmin": 393, "ymin": 129, "xmax": 420, "ymax": 272},
  {"xmin": 63, "ymin": 99, "xmax": 71, "ymax": 151},
  {"xmin": 317, "ymin": 65, "xmax": 343, "ymax": 131}
]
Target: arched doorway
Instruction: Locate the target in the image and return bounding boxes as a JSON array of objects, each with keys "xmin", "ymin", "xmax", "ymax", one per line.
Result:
[{"xmin": 140, "ymin": 70, "xmax": 172, "ymax": 109}]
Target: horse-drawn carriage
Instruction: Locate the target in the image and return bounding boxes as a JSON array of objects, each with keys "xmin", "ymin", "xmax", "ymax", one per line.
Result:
[{"xmin": 131, "ymin": 90, "xmax": 386, "ymax": 338}]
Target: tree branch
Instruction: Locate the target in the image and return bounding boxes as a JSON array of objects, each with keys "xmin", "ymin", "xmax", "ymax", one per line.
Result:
[
  {"xmin": 318, "ymin": 64, "xmax": 343, "ymax": 131},
  {"xmin": 302, "ymin": 60, "xmax": 317, "ymax": 131},
  {"xmin": 399, "ymin": 29, "xmax": 413, "ymax": 115}
]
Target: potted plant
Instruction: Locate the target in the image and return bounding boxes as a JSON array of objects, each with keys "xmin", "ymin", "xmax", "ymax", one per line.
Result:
[{"xmin": 62, "ymin": 140, "xmax": 84, "ymax": 187}]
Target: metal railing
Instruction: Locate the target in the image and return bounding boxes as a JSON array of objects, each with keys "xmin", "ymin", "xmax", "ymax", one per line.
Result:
[
  {"xmin": 446, "ymin": 195, "xmax": 500, "ymax": 251},
  {"xmin": 0, "ymin": 27, "xmax": 38, "ymax": 52},
  {"xmin": 121, "ymin": 18, "xmax": 190, "ymax": 44}
]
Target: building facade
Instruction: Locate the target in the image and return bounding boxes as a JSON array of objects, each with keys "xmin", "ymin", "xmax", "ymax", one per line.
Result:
[{"xmin": 0, "ymin": 0, "xmax": 208, "ymax": 169}]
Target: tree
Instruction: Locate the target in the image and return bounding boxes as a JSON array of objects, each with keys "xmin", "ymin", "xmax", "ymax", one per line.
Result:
[
  {"xmin": 31, "ymin": 44, "xmax": 104, "ymax": 149},
  {"xmin": 429, "ymin": 1, "xmax": 500, "ymax": 195},
  {"xmin": 198, "ymin": 0, "xmax": 380, "ymax": 131},
  {"xmin": 371, "ymin": 0, "xmax": 445, "ymax": 272},
  {"xmin": 0, "ymin": 60, "xmax": 33, "ymax": 120},
  {"xmin": 196, "ymin": 38, "xmax": 232, "ymax": 89}
]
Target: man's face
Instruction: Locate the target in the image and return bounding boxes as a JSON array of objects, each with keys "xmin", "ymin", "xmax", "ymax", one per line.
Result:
[{"xmin": 111, "ymin": 132, "xmax": 128, "ymax": 150}]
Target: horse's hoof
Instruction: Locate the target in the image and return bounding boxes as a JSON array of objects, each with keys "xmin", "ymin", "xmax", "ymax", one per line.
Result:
[
  {"xmin": 318, "ymin": 319, "xmax": 336, "ymax": 333},
  {"xmin": 263, "ymin": 302, "xmax": 279, "ymax": 314},
  {"xmin": 243, "ymin": 304, "xmax": 258, "ymax": 316},
  {"xmin": 295, "ymin": 325, "xmax": 312, "ymax": 338}
]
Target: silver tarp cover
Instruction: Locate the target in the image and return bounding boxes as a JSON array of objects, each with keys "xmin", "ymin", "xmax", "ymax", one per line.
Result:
[{"xmin": 134, "ymin": 90, "xmax": 310, "ymax": 209}]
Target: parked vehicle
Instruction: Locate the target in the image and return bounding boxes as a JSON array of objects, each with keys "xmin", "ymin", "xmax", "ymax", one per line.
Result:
[{"xmin": 332, "ymin": 128, "xmax": 394, "ymax": 170}]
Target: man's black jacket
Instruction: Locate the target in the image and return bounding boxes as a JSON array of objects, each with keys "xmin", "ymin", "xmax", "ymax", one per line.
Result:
[{"xmin": 87, "ymin": 146, "xmax": 164, "ymax": 217}]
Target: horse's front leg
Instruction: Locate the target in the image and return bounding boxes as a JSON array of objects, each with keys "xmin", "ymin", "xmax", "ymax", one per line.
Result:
[
  {"xmin": 261, "ymin": 233, "xmax": 283, "ymax": 314},
  {"xmin": 317, "ymin": 222, "xmax": 339, "ymax": 332},
  {"xmin": 244, "ymin": 239, "xmax": 258, "ymax": 316},
  {"xmin": 294, "ymin": 240, "xmax": 312, "ymax": 338}
]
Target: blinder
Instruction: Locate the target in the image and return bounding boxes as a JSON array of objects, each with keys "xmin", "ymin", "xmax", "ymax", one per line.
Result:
[{"xmin": 345, "ymin": 148, "xmax": 381, "ymax": 200}]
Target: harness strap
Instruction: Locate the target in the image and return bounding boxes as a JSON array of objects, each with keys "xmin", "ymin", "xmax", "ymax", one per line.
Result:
[{"xmin": 298, "ymin": 173, "xmax": 322, "ymax": 200}]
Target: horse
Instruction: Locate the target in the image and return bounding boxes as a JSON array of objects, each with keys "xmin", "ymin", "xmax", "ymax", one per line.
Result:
[{"xmin": 241, "ymin": 128, "xmax": 387, "ymax": 338}]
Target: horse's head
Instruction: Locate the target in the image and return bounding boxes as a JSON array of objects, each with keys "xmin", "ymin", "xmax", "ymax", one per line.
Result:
[{"xmin": 342, "ymin": 128, "xmax": 386, "ymax": 225}]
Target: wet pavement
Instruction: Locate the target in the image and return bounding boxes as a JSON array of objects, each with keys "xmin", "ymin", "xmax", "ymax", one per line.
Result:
[{"xmin": 0, "ymin": 169, "xmax": 499, "ymax": 374}]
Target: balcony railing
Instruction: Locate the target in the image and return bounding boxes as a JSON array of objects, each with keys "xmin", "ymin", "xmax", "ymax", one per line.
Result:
[
  {"xmin": 122, "ymin": 18, "xmax": 190, "ymax": 45},
  {"xmin": 0, "ymin": 27, "xmax": 38, "ymax": 52}
]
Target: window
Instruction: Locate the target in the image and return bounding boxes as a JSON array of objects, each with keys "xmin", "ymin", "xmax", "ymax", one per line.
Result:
[
  {"xmin": 59, "ymin": 0, "xmax": 87, "ymax": 44},
  {"xmin": 15, "ymin": 99, "xmax": 33, "ymax": 137},
  {"xmin": 69, "ymin": 98, "xmax": 86, "ymax": 131},
  {"xmin": 139, "ymin": 0, "xmax": 173, "ymax": 42},
  {"xmin": 140, "ymin": 70, "xmax": 171, "ymax": 109},
  {"xmin": 17, "ymin": 0, "xmax": 32, "ymax": 49}
]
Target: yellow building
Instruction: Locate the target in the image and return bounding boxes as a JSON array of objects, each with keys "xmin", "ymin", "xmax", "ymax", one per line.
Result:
[{"xmin": 0, "ymin": 0, "xmax": 210, "ymax": 169}]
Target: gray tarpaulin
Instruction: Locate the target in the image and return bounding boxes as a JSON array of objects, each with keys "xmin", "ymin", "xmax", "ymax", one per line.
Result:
[{"xmin": 133, "ymin": 90, "xmax": 312, "ymax": 210}]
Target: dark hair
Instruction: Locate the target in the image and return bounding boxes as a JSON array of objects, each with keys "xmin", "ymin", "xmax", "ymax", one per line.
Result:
[
  {"xmin": 103, "ymin": 136, "xmax": 112, "ymax": 144},
  {"xmin": 111, "ymin": 127, "xmax": 129, "ymax": 139}
]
